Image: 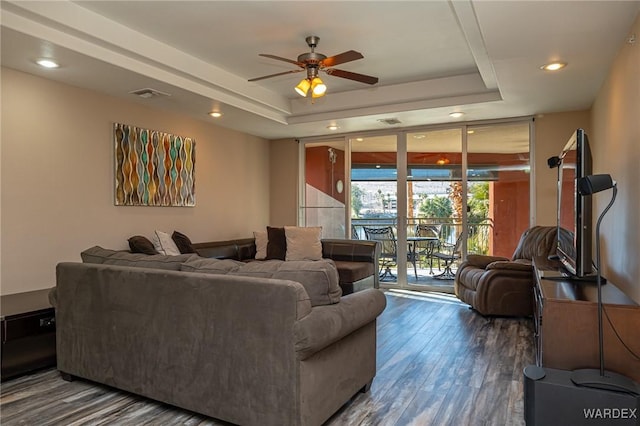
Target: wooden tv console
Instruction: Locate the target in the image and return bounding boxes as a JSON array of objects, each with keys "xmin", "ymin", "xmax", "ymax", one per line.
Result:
[{"xmin": 532, "ymin": 256, "xmax": 640, "ymax": 382}]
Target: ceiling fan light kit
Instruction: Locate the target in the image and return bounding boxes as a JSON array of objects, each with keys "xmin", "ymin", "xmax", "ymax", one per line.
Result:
[
  {"xmin": 294, "ymin": 78, "xmax": 311, "ymax": 97},
  {"xmin": 311, "ymin": 77, "xmax": 326, "ymax": 97},
  {"xmin": 250, "ymin": 35, "xmax": 379, "ymax": 99}
]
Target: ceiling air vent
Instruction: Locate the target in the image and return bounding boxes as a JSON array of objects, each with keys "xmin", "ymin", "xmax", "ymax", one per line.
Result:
[
  {"xmin": 377, "ymin": 118, "xmax": 402, "ymax": 125},
  {"xmin": 129, "ymin": 88, "xmax": 171, "ymax": 99}
]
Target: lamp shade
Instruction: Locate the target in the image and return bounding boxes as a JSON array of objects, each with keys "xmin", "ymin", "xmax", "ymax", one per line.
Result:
[
  {"xmin": 311, "ymin": 77, "xmax": 326, "ymax": 97},
  {"xmin": 295, "ymin": 79, "xmax": 311, "ymax": 97},
  {"xmin": 547, "ymin": 156, "xmax": 561, "ymax": 168},
  {"xmin": 578, "ymin": 174, "xmax": 615, "ymax": 195}
]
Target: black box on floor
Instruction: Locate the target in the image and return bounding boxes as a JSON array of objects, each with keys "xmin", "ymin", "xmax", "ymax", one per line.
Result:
[{"xmin": 523, "ymin": 366, "xmax": 640, "ymax": 426}]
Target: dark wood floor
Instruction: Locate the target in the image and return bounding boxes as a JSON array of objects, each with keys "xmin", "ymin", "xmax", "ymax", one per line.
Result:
[{"xmin": 0, "ymin": 290, "xmax": 534, "ymax": 425}]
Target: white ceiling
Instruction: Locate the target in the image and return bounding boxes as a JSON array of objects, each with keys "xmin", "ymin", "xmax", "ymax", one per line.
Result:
[{"xmin": 2, "ymin": 0, "xmax": 639, "ymax": 140}]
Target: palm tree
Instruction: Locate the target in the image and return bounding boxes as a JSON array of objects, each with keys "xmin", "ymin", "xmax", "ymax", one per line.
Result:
[
  {"xmin": 418, "ymin": 195, "xmax": 452, "ymax": 219},
  {"xmin": 351, "ymin": 184, "xmax": 365, "ymax": 218}
]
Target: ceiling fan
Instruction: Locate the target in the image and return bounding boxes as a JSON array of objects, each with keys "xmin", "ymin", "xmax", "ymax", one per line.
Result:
[{"xmin": 249, "ymin": 36, "xmax": 379, "ymax": 98}]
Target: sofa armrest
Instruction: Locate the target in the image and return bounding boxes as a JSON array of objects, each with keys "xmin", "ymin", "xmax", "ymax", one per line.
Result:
[
  {"xmin": 465, "ymin": 254, "xmax": 510, "ymax": 269},
  {"xmin": 48, "ymin": 287, "xmax": 58, "ymax": 308},
  {"xmin": 321, "ymin": 239, "xmax": 378, "ymax": 263},
  {"xmin": 321, "ymin": 239, "xmax": 380, "ymax": 288},
  {"xmin": 486, "ymin": 260, "xmax": 533, "ymax": 272},
  {"xmin": 294, "ymin": 288, "xmax": 386, "ymax": 360}
]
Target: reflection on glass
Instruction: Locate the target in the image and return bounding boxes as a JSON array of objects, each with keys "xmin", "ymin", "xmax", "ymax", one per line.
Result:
[
  {"xmin": 303, "ymin": 141, "xmax": 346, "ymax": 238},
  {"xmin": 466, "ymin": 122, "xmax": 531, "ymax": 257}
]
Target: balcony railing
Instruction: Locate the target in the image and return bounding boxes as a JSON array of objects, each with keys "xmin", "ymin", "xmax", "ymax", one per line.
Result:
[{"xmin": 351, "ymin": 217, "xmax": 494, "ymax": 255}]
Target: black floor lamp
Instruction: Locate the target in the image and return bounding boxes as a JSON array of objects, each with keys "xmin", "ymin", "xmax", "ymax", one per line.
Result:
[{"xmin": 570, "ymin": 174, "xmax": 640, "ymax": 395}]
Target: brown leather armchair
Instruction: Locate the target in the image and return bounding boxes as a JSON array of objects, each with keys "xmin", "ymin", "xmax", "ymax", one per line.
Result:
[{"xmin": 454, "ymin": 226, "xmax": 569, "ymax": 316}]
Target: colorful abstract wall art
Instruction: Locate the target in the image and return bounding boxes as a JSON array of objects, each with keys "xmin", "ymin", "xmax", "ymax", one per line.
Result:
[{"xmin": 114, "ymin": 123, "xmax": 196, "ymax": 206}]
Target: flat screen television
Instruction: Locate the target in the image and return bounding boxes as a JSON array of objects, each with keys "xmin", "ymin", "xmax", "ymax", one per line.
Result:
[{"xmin": 556, "ymin": 128, "xmax": 593, "ymax": 277}]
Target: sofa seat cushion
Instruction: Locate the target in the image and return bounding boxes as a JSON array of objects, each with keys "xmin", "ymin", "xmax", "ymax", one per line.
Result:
[
  {"xmin": 81, "ymin": 246, "xmax": 198, "ymax": 270},
  {"xmin": 331, "ymin": 260, "xmax": 374, "ymax": 284},
  {"xmin": 230, "ymin": 259, "xmax": 341, "ymax": 307}
]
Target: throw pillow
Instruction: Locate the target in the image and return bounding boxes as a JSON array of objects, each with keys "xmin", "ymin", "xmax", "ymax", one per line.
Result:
[
  {"xmin": 152, "ymin": 230, "xmax": 181, "ymax": 256},
  {"xmin": 266, "ymin": 226, "xmax": 287, "ymax": 260},
  {"xmin": 285, "ymin": 226, "xmax": 323, "ymax": 261},
  {"xmin": 128, "ymin": 235, "xmax": 158, "ymax": 255},
  {"xmin": 254, "ymin": 230, "xmax": 268, "ymax": 260},
  {"xmin": 172, "ymin": 231, "xmax": 197, "ymax": 254}
]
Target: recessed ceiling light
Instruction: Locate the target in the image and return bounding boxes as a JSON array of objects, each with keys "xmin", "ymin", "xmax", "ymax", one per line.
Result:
[
  {"xmin": 327, "ymin": 124, "xmax": 339, "ymax": 131},
  {"xmin": 467, "ymin": 130, "xmax": 475, "ymax": 134},
  {"xmin": 209, "ymin": 112, "xmax": 223, "ymax": 118},
  {"xmin": 541, "ymin": 62, "xmax": 567, "ymax": 71},
  {"xmin": 355, "ymin": 137, "xmax": 364, "ymax": 142},
  {"xmin": 413, "ymin": 134, "xmax": 426, "ymax": 139},
  {"xmin": 449, "ymin": 112, "xmax": 464, "ymax": 118},
  {"xmin": 36, "ymin": 59, "xmax": 59, "ymax": 69}
]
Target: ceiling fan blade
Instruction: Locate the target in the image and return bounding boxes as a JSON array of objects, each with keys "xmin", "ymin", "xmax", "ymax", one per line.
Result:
[
  {"xmin": 321, "ymin": 50, "xmax": 363, "ymax": 67},
  {"xmin": 325, "ymin": 68, "xmax": 379, "ymax": 85},
  {"xmin": 258, "ymin": 53, "xmax": 304, "ymax": 67},
  {"xmin": 248, "ymin": 69, "xmax": 304, "ymax": 82}
]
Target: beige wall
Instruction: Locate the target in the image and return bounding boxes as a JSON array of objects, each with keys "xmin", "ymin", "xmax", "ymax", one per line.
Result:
[
  {"xmin": 1, "ymin": 68, "xmax": 270, "ymax": 295},
  {"xmin": 590, "ymin": 13, "xmax": 640, "ymax": 303},
  {"xmin": 534, "ymin": 111, "xmax": 591, "ymax": 225},
  {"xmin": 269, "ymin": 138, "xmax": 298, "ymax": 226}
]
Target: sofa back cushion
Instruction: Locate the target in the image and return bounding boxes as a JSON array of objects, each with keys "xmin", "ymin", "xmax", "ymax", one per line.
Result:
[
  {"xmin": 511, "ymin": 226, "xmax": 559, "ymax": 260},
  {"xmin": 81, "ymin": 246, "xmax": 198, "ymax": 270},
  {"xmin": 229, "ymin": 259, "xmax": 341, "ymax": 306},
  {"xmin": 180, "ymin": 257, "xmax": 245, "ymax": 274}
]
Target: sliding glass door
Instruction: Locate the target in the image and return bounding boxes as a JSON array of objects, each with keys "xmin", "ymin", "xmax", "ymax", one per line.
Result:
[
  {"xmin": 300, "ymin": 119, "xmax": 532, "ymax": 290},
  {"xmin": 405, "ymin": 128, "xmax": 462, "ymax": 290},
  {"xmin": 350, "ymin": 135, "xmax": 400, "ymax": 285},
  {"xmin": 466, "ymin": 122, "xmax": 531, "ymax": 257}
]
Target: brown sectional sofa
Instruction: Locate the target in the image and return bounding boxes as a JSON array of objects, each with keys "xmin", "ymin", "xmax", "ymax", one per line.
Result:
[
  {"xmin": 51, "ymin": 242, "xmax": 386, "ymax": 426},
  {"xmin": 192, "ymin": 237, "xmax": 380, "ymax": 295}
]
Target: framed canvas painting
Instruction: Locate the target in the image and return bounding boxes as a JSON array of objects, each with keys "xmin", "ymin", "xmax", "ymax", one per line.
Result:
[{"xmin": 114, "ymin": 123, "xmax": 195, "ymax": 206}]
